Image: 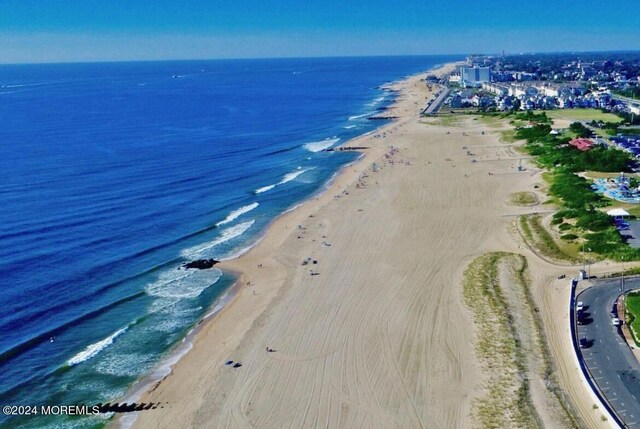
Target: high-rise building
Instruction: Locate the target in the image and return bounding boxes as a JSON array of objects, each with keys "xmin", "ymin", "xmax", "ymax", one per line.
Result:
[{"xmin": 459, "ymin": 67, "xmax": 491, "ymax": 87}]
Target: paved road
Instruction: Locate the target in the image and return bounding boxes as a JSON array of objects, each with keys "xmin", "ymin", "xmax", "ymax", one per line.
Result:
[
  {"xmin": 422, "ymin": 87, "xmax": 450, "ymax": 115},
  {"xmin": 577, "ymin": 278, "xmax": 640, "ymax": 428}
]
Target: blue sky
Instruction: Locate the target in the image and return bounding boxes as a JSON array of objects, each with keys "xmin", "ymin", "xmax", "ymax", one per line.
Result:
[{"xmin": 1, "ymin": 0, "xmax": 639, "ymax": 63}]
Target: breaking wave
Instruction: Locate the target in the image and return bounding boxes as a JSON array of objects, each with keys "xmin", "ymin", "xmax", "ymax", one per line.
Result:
[
  {"xmin": 303, "ymin": 137, "xmax": 340, "ymax": 153},
  {"xmin": 180, "ymin": 220, "xmax": 255, "ymax": 258},
  {"xmin": 254, "ymin": 167, "xmax": 314, "ymax": 194},
  {"xmin": 67, "ymin": 327, "xmax": 128, "ymax": 366},
  {"xmin": 215, "ymin": 203, "xmax": 259, "ymax": 226}
]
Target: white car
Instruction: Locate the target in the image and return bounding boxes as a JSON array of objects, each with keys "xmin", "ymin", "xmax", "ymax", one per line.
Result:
[
  {"xmin": 576, "ymin": 301, "xmax": 584, "ymax": 312},
  {"xmin": 612, "ymin": 317, "xmax": 621, "ymax": 326}
]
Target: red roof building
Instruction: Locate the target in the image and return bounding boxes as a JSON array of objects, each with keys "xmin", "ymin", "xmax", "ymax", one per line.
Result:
[{"xmin": 569, "ymin": 138, "xmax": 594, "ymax": 151}]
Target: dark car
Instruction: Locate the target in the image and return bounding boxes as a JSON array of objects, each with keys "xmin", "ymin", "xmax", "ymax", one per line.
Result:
[{"xmin": 579, "ymin": 337, "xmax": 589, "ymax": 348}]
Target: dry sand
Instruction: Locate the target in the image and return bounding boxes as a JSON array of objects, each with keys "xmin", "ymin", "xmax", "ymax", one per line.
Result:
[{"xmin": 128, "ymin": 64, "xmax": 615, "ymax": 429}]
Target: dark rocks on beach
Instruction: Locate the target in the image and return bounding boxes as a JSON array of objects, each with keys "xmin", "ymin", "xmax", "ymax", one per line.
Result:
[
  {"xmin": 368, "ymin": 116, "xmax": 398, "ymax": 120},
  {"xmin": 324, "ymin": 146, "xmax": 369, "ymax": 152},
  {"xmin": 94, "ymin": 402, "xmax": 162, "ymax": 413},
  {"xmin": 182, "ymin": 258, "xmax": 219, "ymax": 269}
]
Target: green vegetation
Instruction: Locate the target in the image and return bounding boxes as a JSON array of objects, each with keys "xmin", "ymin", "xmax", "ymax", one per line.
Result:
[
  {"xmin": 477, "ymin": 115, "xmax": 506, "ymax": 128},
  {"xmin": 500, "ymin": 129, "xmax": 519, "ymax": 143},
  {"xmin": 462, "ymin": 253, "xmax": 539, "ymax": 429},
  {"xmin": 615, "ymin": 128, "xmax": 640, "ymax": 136},
  {"xmin": 513, "ymin": 256, "xmax": 581, "ymax": 428},
  {"xmin": 625, "ymin": 291, "xmax": 640, "ymax": 346},
  {"xmin": 478, "ymin": 110, "xmax": 552, "ymax": 125},
  {"xmin": 510, "ymin": 192, "xmax": 538, "ymax": 206},
  {"xmin": 561, "ymin": 233, "xmax": 579, "ymax": 241},
  {"xmin": 490, "ymin": 104, "xmax": 640, "ymax": 261},
  {"xmin": 544, "ymin": 108, "xmax": 623, "ymax": 123},
  {"xmin": 421, "ymin": 115, "xmax": 461, "ymax": 127},
  {"xmin": 548, "ymin": 170, "xmax": 640, "ymax": 260},
  {"xmin": 614, "ymin": 87, "xmax": 640, "ymax": 100},
  {"xmin": 568, "ymin": 122, "xmax": 591, "ymax": 138},
  {"xmin": 514, "ymin": 119, "xmax": 640, "ymax": 260},
  {"xmin": 517, "ymin": 124, "xmax": 632, "ymax": 172},
  {"xmin": 519, "ymin": 215, "xmax": 578, "ymax": 261}
]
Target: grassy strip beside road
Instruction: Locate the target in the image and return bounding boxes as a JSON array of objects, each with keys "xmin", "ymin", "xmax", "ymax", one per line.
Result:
[{"xmin": 625, "ymin": 292, "xmax": 640, "ymax": 347}]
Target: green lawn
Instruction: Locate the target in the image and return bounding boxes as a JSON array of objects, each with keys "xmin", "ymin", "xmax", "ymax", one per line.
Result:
[
  {"xmin": 625, "ymin": 292, "xmax": 640, "ymax": 346},
  {"xmin": 543, "ymin": 108, "xmax": 622, "ymax": 123}
]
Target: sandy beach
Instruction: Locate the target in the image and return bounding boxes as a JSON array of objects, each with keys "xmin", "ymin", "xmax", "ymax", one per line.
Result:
[{"xmin": 127, "ymin": 63, "xmax": 617, "ymax": 429}]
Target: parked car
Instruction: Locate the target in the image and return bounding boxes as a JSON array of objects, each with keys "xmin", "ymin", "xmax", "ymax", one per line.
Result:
[
  {"xmin": 579, "ymin": 337, "xmax": 589, "ymax": 348},
  {"xmin": 612, "ymin": 317, "xmax": 621, "ymax": 326},
  {"xmin": 576, "ymin": 301, "xmax": 584, "ymax": 312}
]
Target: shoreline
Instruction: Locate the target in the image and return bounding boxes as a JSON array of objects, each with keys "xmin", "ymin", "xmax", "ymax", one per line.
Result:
[
  {"xmin": 126, "ymin": 63, "xmax": 476, "ymax": 427},
  {"xmin": 115, "ymin": 58, "xmax": 631, "ymax": 428},
  {"xmin": 116, "ymin": 63, "xmax": 457, "ymax": 428},
  {"xmin": 127, "ymin": 58, "xmax": 617, "ymax": 428}
]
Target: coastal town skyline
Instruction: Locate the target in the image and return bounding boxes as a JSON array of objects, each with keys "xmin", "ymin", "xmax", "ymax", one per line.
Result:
[{"xmin": 2, "ymin": 0, "xmax": 640, "ymax": 63}]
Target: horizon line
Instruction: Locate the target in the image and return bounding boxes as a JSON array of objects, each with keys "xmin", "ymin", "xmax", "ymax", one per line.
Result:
[{"xmin": 2, "ymin": 49, "xmax": 640, "ymax": 67}]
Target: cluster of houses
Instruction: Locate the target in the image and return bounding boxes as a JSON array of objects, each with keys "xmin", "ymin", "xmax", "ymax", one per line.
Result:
[
  {"xmin": 446, "ymin": 81, "xmax": 638, "ymax": 113},
  {"xmin": 443, "ymin": 55, "xmax": 640, "ymax": 114},
  {"xmin": 481, "ymin": 82, "xmax": 621, "ymax": 111}
]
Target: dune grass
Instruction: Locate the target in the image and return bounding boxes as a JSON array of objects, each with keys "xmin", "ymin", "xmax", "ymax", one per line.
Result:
[
  {"xmin": 500, "ymin": 129, "xmax": 520, "ymax": 143},
  {"xmin": 462, "ymin": 253, "xmax": 539, "ymax": 429},
  {"xmin": 511, "ymin": 192, "xmax": 538, "ymax": 206},
  {"xmin": 519, "ymin": 215, "xmax": 578, "ymax": 262},
  {"xmin": 478, "ymin": 115, "xmax": 507, "ymax": 128},
  {"xmin": 421, "ymin": 114, "xmax": 462, "ymax": 127}
]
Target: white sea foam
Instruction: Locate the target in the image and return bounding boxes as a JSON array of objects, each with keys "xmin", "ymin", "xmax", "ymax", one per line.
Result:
[
  {"xmin": 255, "ymin": 184, "xmax": 276, "ymax": 194},
  {"xmin": 348, "ymin": 112, "xmax": 373, "ymax": 121},
  {"xmin": 281, "ymin": 167, "xmax": 314, "ymax": 184},
  {"xmin": 146, "ymin": 268, "xmax": 222, "ymax": 299},
  {"xmin": 180, "ymin": 220, "xmax": 255, "ymax": 258},
  {"xmin": 96, "ymin": 353, "xmax": 155, "ymax": 377},
  {"xmin": 367, "ymin": 95, "xmax": 386, "ymax": 106},
  {"xmin": 343, "ymin": 125, "xmax": 357, "ymax": 129},
  {"xmin": 67, "ymin": 327, "xmax": 128, "ymax": 366},
  {"xmin": 303, "ymin": 137, "xmax": 340, "ymax": 153},
  {"xmin": 117, "ymin": 340, "xmax": 193, "ymax": 429},
  {"xmin": 254, "ymin": 167, "xmax": 314, "ymax": 194},
  {"xmin": 216, "ymin": 202, "xmax": 259, "ymax": 226}
]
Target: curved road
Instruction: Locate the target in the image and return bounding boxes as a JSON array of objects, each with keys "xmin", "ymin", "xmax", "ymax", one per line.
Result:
[{"xmin": 577, "ymin": 278, "xmax": 640, "ymax": 428}]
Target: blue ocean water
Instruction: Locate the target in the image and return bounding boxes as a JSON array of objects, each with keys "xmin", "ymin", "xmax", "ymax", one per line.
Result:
[{"xmin": 0, "ymin": 55, "xmax": 461, "ymax": 428}]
